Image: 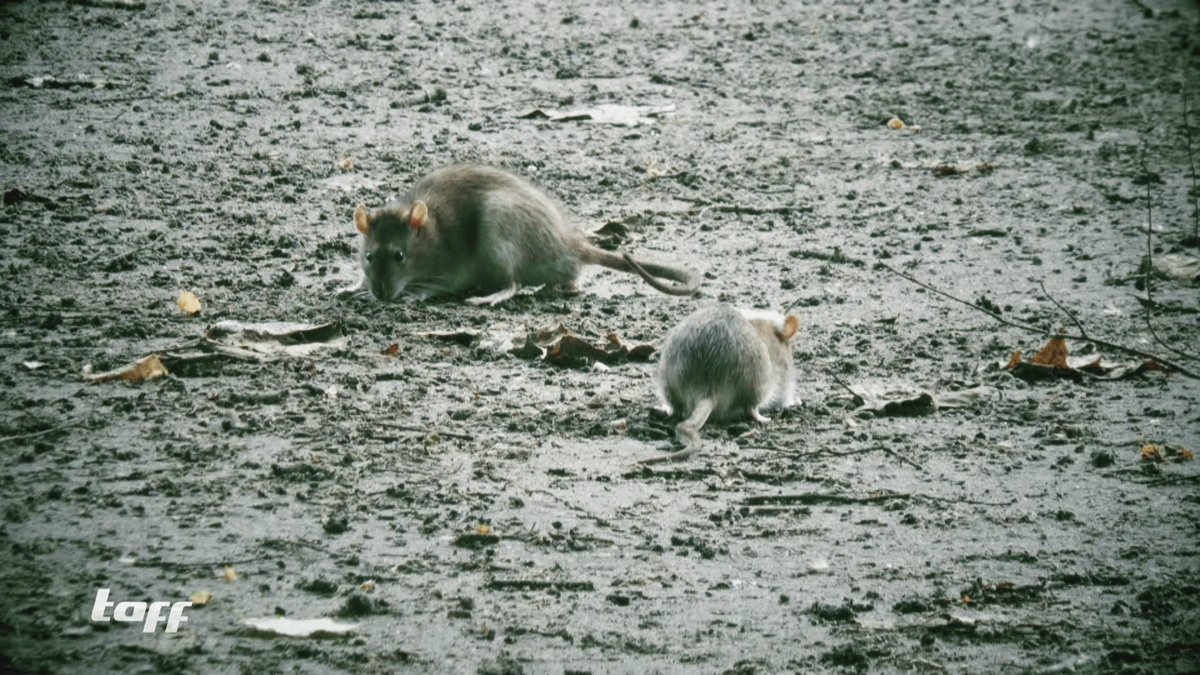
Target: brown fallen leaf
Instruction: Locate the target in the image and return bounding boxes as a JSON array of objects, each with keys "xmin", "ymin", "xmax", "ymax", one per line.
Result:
[
  {"xmin": 381, "ymin": 343, "xmax": 399, "ymax": 356},
  {"xmin": 190, "ymin": 590, "xmax": 213, "ymax": 606},
  {"xmin": 1164, "ymin": 443, "xmax": 1194, "ymax": 462},
  {"xmin": 360, "ymin": 580, "xmax": 376, "ymax": 591},
  {"xmin": 887, "ymin": 117, "xmax": 905, "ymax": 130},
  {"xmin": 178, "ymin": 290, "xmax": 202, "ymax": 315},
  {"xmin": 477, "ymin": 523, "xmax": 492, "ymax": 535},
  {"xmin": 222, "ymin": 565, "xmax": 238, "ymax": 582},
  {"xmin": 335, "ymin": 157, "xmax": 356, "ymax": 171},
  {"xmin": 1030, "ymin": 336, "xmax": 1069, "ymax": 369},
  {"xmin": 84, "ymin": 354, "xmax": 169, "ymax": 383},
  {"xmin": 1141, "ymin": 443, "xmax": 1163, "ymax": 462}
]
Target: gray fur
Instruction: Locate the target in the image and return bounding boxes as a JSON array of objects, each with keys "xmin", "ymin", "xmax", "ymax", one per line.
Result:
[
  {"xmin": 357, "ymin": 165, "xmax": 697, "ymax": 303},
  {"xmin": 643, "ymin": 305, "xmax": 798, "ymax": 463}
]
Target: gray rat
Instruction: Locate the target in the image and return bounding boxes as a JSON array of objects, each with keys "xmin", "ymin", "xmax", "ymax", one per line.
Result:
[
  {"xmin": 641, "ymin": 305, "xmax": 799, "ymax": 464},
  {"xmin": 350, "ymin": 165, "xmax": 699, "ymax": 305}
]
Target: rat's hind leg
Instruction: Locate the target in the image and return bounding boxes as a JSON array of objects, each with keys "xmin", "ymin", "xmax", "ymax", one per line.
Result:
[{"xmin": 465, "ymin": 283, "xmax": 520, "ymax": 306}]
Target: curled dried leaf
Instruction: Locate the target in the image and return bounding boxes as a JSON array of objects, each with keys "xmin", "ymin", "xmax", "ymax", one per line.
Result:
[
  {"xmin": 178, "ymin": 290, "xmax": 202, "ymax": 315},
  {"xmin": 1030, "ymin": 336, "xmax": 1069, "ymax": 369}
]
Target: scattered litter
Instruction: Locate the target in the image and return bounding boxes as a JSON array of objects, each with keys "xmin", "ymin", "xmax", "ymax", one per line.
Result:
[
  {"xmin": 190, "ymin": 590, "xmax": 212, "ymax": 606},
  {"xmin": 205, "ymin": 321, "xmax": 345, "ymax": 358},
  {"xmin": 1152, "ymin": 253, "xmax": 1200, "ymax": 282},
  {"xmin": 419, "ymin": 321, "xmax": 655, "ymax": 368},
  {"xmin": 9, "ymin": 74, "xmax": 117, "ymax": 90},
  {"xmin": 887, "ymin": 117, "xmax": 905, "ymax": 129},
  {"xmin": 334, "ymin": 157, "xmax": 356, "ymax": 171},
  {"xmin": 22, "ymin": 361, "xmax": 46, "ymax": 371},
  {"xmin": 222, "ymin": 565, "xmax": 238, "ymax": 582},
  {"xmin": 240, "ymin": 617, "xmax": 358, "ymax": 638},
  {"xmin": 518, "ymin": 103, "xmax": 676, "ymax": 127}
]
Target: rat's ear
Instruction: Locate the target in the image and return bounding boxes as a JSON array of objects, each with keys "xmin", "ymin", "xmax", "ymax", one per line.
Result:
[
  {"xmin": 781, "ymin": 314, "xmax": 800, "ymax": 341},
  {"xmin": 354, "ymin": 204, "xmax": 370, "ymax": 235},
  {"xmin": 409, "ymin": 200, "xmax": 428, "ymax": 228}
]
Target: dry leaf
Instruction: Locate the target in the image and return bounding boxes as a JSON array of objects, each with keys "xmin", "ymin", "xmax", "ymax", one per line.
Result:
[
  {"xmin": 222, "ymin": 565, "xmax": 238, "ymax": 582},
  {"xmin": 1163, "ymin": 444, "xmax": 1194, "ymax": 461},
  {"xmin": 335, "ymin": 157, "xmax": 356, "ymax": 171},
  {"xmin": 178, "ymin": 290, "xmax": 202, "ymax": 315},
  {"xmin": 1141, "ymin": 444, "xmax": 1163, "ymax": 462},
  {"xmin": 1004, "ymin": 351, "xmax": 1022, "ymax": 369},
  {"xmin": 477, "ymin": 523, "xmax": 492, "ymax": 535},
  {"xmin": 360, "ymin": 580, "xmax": 376, "ymax": 591},
  {"xmin": 1029, "ymin": 336, "xmax": 1069, "ymax": 369},
  {"xmin": 190, "ymin": 590, "xmax": 213, "ymax": 606},
  {"xmin": 381, "ymin": 343, "xmax": 399, "ymax": 356},
  {"xmin": 887, "ymin": 117, "xmax": 905, "ymax": 130},
  {"xmin": 84, "ymin": 354, "xmax": 169, "ymax": 383}
]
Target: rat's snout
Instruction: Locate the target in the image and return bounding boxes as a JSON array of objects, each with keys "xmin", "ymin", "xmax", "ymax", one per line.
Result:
[{"xmin": 369, "ymin": 275, "xmax": 405, "ymax": 303}]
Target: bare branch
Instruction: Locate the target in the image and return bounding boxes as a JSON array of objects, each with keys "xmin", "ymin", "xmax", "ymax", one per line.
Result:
[
  {"xmin": 1139, "ymin": 144, "xmax": 1200, "ymax": 363},
  {"xmin": 877, "ymin": 262, "xmax": 1199, "ymax": 380},
  {"xmin": 1038, "ymin": 280, "xmax": 1088, "ymax": 340}
]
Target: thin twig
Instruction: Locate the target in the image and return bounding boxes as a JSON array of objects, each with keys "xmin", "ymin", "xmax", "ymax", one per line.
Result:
[
  {"xmin": 1038, "ymin": 281, "xmax": 1088, "ymax": 339},
  {"xmin": 0, "ymin": 422, "xmax": 79, "ymax": 444},
  {"xmin": 751, "ymin": 443, "xmax": 923, "ymax": 470},
  {"xmin": 1185, "ymin": 89, "xmax": 1199, "ymax": 244},
  {"xmin": 1139, "ymin": 144, "xmax": 1200, "ymax": 363},
  {"xmin": 826, "ymin": 370, "xmax": 863, "ymax": 401},
  {"xmin": 876, "ymin": 262, "xmax": 1047, "ymax": 335},
  {"xmin": 877, "ymin": 262, "xmax": 1200, "ymax": 379}
]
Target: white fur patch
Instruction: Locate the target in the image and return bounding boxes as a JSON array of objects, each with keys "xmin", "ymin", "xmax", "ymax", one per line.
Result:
[{"xmin": 734, "ymin": 308, "xmax": 785, "ymax": 329}]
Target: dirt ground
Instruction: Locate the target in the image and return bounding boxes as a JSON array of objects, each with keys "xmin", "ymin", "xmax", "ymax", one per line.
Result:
[{"xmin": 2, "ymin": 0, "xmax": 1199, "ymax": 673}]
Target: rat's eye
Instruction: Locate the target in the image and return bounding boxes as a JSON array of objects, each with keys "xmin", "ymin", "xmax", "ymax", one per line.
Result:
[
  {"xmin": 393, "ymin": 251, "xmax": 405, "ymax": 263},
  {"xmin": 365, "ymin": 251, "xmax": 375, "ymax": 264}
]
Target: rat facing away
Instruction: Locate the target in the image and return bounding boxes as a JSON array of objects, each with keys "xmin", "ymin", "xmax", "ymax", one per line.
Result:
[
  {"xmin": 641, "ymin": 305, "xmax": 799, "ymax": 464},
  {"xmin": 351, "ymin": 165, "xmax": 699, "ymax": 305}
]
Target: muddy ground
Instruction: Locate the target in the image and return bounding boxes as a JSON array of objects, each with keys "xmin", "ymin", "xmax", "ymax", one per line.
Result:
[{"xmin": 2, "ymin": 0, "xmax": 1200, "ymax": 673}]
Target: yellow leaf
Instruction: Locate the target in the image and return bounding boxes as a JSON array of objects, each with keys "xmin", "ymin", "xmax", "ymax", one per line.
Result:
[
  {"xmin": 1141, "ymin": 444, "xmax": 1163, "ymax": 461},
  {"xmin": 84, "ymin": 354, "xmax": 169, "ymax": 383},
  {"xmin": 887, "ymin": 117, "xmax": 905, "ymax": 130},
  {"xmin": 178, "ymin": 290, "xmax": 202, "ymax": 315},
  {"xmin": 477, "ymin": 523, "xmax": 492, "ymax": 535},
  {"xmin": 222, "ymin": 565, "xmax": 238, "ymax": 582},
  {"xmin": 190, "ymin": 590, "xmax": 212, "ymax": 606}
]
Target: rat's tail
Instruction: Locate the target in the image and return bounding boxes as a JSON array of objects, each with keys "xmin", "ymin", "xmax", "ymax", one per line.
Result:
[
  {"xmin": 579, "ymin": 243, "xmax": 699, "ymax": 296},
  {"xmin": 638, "ymin": 398, "xmax": 713, "ymax": 465}
]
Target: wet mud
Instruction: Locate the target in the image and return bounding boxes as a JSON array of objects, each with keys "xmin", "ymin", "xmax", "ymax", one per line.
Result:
[{"xmin": 1, "ymin": 0, "xmax": 1199, "ymax": 673}]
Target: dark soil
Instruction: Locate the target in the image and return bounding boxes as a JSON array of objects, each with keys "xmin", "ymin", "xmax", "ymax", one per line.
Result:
[{"xmin": 2, "ymin": 0, "xmax": 1199, "ymax": 673}]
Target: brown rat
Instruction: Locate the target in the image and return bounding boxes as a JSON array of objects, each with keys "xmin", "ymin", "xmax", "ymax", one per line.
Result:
[
  {"xmin": 350, "ymin": 165, "xmax": 699, "ymax": 305},
  {"xmin": 641, "ymin": 305, "xmax": 799, "ymax": 464}
]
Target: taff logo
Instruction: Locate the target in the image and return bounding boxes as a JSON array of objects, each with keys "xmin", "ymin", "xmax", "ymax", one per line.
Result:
[{"xmin": 91, "ymin": 589, "xmax": 192, "ymax": 633}]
